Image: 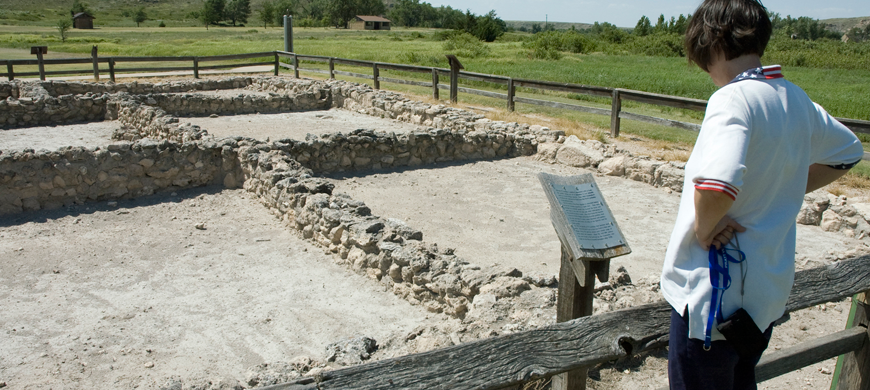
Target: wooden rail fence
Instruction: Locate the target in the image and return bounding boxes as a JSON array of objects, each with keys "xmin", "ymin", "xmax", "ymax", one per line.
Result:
[
  {"xmin": 4, "ymin": 48, "xmax": 869, "ymax": 142},
  {"xmin": 4, "ymin": 48, "xmax": 870, "ymax": 388},
  {"xmin": 273, "ymin": 51, "xmax": 870, "ymax": 140},
  {"xmin": 262, "ymin": 255, "xmax": 870, "ymax": 390}
]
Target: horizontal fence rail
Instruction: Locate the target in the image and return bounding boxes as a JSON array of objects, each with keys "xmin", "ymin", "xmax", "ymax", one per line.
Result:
[
  {"xmin": 2, "ymin": 51, "xmax": 279, "ymax": 83},
  {"xmin": 4, "ymin": 49, "xmax": 869, "ymax": 139},
  {"xmin": 258, "ymin": 255, "xmax": 870, "ymax": 390}
]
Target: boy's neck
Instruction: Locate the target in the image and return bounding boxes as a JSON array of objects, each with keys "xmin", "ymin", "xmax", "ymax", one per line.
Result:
[{"xmin": 708, "ymin": 54, "xmax": 764, "ymax": 87}]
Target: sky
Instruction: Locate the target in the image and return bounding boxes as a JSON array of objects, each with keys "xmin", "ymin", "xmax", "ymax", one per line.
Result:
[{"xmin": 425, "ymin": 0, "xmax": 870, "ymax": 27}]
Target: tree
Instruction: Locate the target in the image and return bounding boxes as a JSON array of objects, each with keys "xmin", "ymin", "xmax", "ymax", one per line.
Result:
[
  {"xmin": 673, "ymin": 14, "xmax": 688, "ymax": 34},
  {"xmin": 273, "ymin": 0, "xmax": 295, "ymax": 26},
  {"xmin": 356, "ymin": 0, "xmax": 385, "ymax": 16},
  {"xmin": 200, "ymin": 0, "xmax": 225, "ymax": 29},
  {"xmin": 325, "ymin": 0, "xmax": 355, "ymax": 28},
  {"xmin": 259, "ymin": 0, "xmax": 275, "ymax": 28},
  {"xmin": 297, "ymin": 0, "xmax": 328, "ymax": 21},
  {"xmin": 226, "ymin": 0, "xmax": 251, "ymax": 26},
  {"xmin": 472, "ymin": 10, "xmax": 505, "ymax": 42},
  {"xmin": 634, "ymin": 15, "xmax": 651, "ymax": 36},
  {"xmin": 324, "ymin": 0, "xmax": 385, "ymax": 28},
  {"xmin": 70, "ymin": 0, "xmax": 90, "ymax": 16},
  {"xmin": 654, "ymin": 14, "xmax": 666, "ymax": 34},
  {"xmin": 133, "ymin": 7, "xmax": 147, "ymax": 27},
  {"xmin": 388, "ymin": 0, "xmax": 424, "ymax": 27},
  {"xmin": 57, "ymin": 18, "xmax": 72, "ymax": 42}
]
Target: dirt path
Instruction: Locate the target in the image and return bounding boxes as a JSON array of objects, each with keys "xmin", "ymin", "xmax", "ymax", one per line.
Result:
[
  {"xmin": 0, "ymin": 188, "xmax": 440, "ymax": 389},
  {"xmin": 185, "ymin": 109, "xmax": 423, "ymax": 141},
  {"xmin": 0, "ymin": 121, "xmax": 122, "ymax": 152},
  {"xmin": 327, "ymin": 156, "xmax": 865, "ymax": 281},
  {"xmin": 2, "ymin": 90, "xmax": 867, "ymax": 389}
]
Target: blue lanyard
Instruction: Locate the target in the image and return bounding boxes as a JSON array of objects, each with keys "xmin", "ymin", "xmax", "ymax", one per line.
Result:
[{"xmin": 704, "ymin": 244, "xmax": 746, "ymax": 350}]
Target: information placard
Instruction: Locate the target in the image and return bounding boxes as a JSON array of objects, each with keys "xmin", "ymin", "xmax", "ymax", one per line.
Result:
[{"xmin": 538, "ymin": 172, "xmax": 631, "ymax": 261}]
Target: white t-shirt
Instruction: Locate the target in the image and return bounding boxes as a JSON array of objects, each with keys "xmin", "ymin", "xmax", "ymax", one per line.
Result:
[{"xmin": 660, "ymin": 66, "xmax": 863, "ymax": 341}]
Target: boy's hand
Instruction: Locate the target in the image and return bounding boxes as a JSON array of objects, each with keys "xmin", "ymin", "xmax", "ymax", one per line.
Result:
[{"xmin": 699, "ymin": 215, "xmax": 746, "ymax": 250}]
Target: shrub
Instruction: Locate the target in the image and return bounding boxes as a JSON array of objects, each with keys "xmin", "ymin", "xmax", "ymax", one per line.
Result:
[
  {"xmin": 561, "ymin": 30, "xmax": 595, "ymax": 53},
  {"xmin": 625, "ymin": 33, "xmax": 685, "ymax": 57},
  {"xmin": 522, "ymin": 31, "xmax": 563, "ymax": 60},
  {"xmin": 158, "ymin": 20, "xmax": 167, "ymax": 27},
  {"xmin": 442, "ymin": 31, "xmax": 490, "ymax": 58}
]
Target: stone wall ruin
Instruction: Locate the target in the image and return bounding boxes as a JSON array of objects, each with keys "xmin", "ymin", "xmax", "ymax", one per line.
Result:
[{"xmin": 1, "ymin": 76, "xmax": 868, "ymax": 322}]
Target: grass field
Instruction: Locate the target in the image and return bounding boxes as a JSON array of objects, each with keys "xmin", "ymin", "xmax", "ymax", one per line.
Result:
[
  {"xmin": 1, "ymin": 26, "xmax": 867, "ymax": 120},
  {"xmin": 1, "ymin": 24, "xmax": 869, "ymax": 185}
]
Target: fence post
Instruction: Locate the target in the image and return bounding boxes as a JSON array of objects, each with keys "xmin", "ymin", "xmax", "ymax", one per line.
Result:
[
  {"xmin": 274, "ymin": 52, "xmax": 279, "ymax": 76},
  {"xmin": 610, "ymin": 89, "xmax": 622, "ymax": 138},
  {"xmin": 446, "ymin": 55, "xmax": 463, "ymax": 104},
  {"xmin": 284, "ymin": 15, "xmax": 293, "ymax": 53},
  {"xmin": 507, "ymin": 78, "xmax": 515, "ymax": 112},
  {"xmin": 293, "ymin": 54, "xmax": 299, "ymax": 78},
  {"xmin": 551, "ymin": 245, "xmax": 599, "ymax": 390},
  {"xmin": 91, "ymin": 45, "xmax": 100, "ymax": 82},
  {"xmin": 834, "ymin": 291, "xmax": 870, "ymax": 389},
  {"xmin": 108, "ymin": 59, "xmax": 115, "ymax": 82},
  {"xmin": 35, "ymin": 49, "xmax": 46, "ymax": 81},
  {"xmin": 373, "ymin": 63, "xmax": 380, "ymax": 90},
  {"xmin": 6, "ymin": 61, "xmax": 13, "ymax": 81},
  {"xmin": 329, "ymin": 58, "xmax": 335, "ymax": 79},
  {"xmin": 193, "ymin": 57, "xmax": 199, "ymax": 79},
  {"xmin": 431, "ymin": 69, "xmax": 439, "ymax": 100}
]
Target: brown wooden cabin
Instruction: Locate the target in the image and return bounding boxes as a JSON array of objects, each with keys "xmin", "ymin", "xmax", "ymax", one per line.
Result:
[
  {"xmin": 348, "ymin": 15, "xmax": 391, "ymax": 30},
  {"xmin": 73, "ymin": 12, "xmax": 95, "ymax": 29}
]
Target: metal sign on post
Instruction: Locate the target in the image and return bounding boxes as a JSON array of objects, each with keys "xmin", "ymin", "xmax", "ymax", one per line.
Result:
[{"xmin": 538, "ymin": 172, "xmax": 631, "ymax": 390}]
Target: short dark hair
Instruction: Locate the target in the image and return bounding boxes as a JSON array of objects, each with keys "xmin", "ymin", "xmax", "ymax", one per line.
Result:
[{"xmin": 684, "ymin": 0, "xmax": 772, "ymax": 72}]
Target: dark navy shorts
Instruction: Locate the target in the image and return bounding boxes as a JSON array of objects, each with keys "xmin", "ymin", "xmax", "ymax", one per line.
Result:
[{"xmin": 668, "ymin": 308, "xmax": 773, "ymax": 390}]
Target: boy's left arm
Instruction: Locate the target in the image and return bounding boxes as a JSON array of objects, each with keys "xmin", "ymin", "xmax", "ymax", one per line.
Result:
[{"xmin": 694, "ymin": 189, "xmax": 745, "ymax": 250}]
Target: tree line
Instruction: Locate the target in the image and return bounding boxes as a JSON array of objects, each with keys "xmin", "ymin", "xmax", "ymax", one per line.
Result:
[
  {"xmin": 521, "ymin": 11, "xmax": 854, "ymax": 61},
  {"xmin": 252, "ymin": 0, "xmax": 385, "ymax": 29}
]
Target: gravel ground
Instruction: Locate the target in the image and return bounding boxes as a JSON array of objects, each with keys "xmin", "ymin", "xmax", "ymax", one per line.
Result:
[{"xmin": 1, "ymin": 89, "xmax": 865, "ymax": 390}]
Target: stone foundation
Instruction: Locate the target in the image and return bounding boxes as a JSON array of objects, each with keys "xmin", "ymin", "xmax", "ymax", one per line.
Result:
[{"xmin": 2, "ymin": 75, "xmax": 867, "ymax": 318}]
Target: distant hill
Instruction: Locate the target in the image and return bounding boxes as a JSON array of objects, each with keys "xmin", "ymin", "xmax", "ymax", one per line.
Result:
[
  {"xmin": 0, "ymin": 0, "xmax": 240, "ymax": 26},
  {"xmin": 821, "ymin": 16, "xmax": 870, "ymax": 33},
  {"xmin": 505, "ymin": 20, "xmax": 594, "ymax": 31}
]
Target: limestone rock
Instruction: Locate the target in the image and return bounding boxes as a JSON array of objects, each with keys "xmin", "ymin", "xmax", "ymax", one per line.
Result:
[
  {"xmin": 797, "ymin": 192, "xmax": 831, "ymax": 226},
  {"xmin": 851, "ymin": 203, "xmax": 870, "ymax": 222},
  {"xmin": 598, "ymin": 155, "xmax": 627, "ymax": 176},
  {"xmin": 654, "ymin": 163, "xmax": 685, "ymax": 191},
  {"xmin": 555, "ymin": 136, "xmax": 605, "ymax": 168},
  {"xmin": 478, "ymin": 276, "xmax": 531, "ymax": 299},
  {"xmin": 325, "ymin": 336, "xmax": 378, "ymax": 366},
  {"xmin": 534, "ymin": 142, "xmax": 561, "ymax": 164},
  {"xmin": 821, "ymin": 209, "xmax": 843, "ymax": 232}
]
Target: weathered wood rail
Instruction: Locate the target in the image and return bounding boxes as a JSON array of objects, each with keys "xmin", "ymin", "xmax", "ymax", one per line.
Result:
[
  {"xmin": 1, "ymin": 49, "xmax": 280, "ymax": 83},
  {"xmin": 274, "ymin": 51, "xmax": 870, "ymax": 139},
  {"xmin": 255, "ymin": 255, "xmax": 870, "ymax": 390},
  {"xmin": 3, "ymin": 49, "xmax": 869, "ymax": 139}
]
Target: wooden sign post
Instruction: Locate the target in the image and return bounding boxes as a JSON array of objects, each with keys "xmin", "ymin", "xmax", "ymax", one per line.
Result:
[
  {"xmin": 538, "ymin": 172, "xmax": 632, "ymax": 390},
  {"xmin": 445, "ymin": 54, "xmax": 463, "ymax": 104},
  {"xmin": 31, "ymin": 46, "xmax": 47, "ymax": 81}
]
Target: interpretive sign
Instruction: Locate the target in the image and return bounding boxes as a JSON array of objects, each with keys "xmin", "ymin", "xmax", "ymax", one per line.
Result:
[{"xmin": 538, "ymin": 172, "xmax": 631, "ymax": 261}]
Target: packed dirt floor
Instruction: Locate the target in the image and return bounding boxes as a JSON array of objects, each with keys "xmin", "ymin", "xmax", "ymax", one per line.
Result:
[{"xmin": 0, "ymin": 93, "xmax": 865, "ymax": 389}]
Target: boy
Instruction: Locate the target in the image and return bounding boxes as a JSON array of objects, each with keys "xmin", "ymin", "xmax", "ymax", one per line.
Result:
[{"xmin": 660, "ymin": 0, "xmax": 863, "ymax": 389}]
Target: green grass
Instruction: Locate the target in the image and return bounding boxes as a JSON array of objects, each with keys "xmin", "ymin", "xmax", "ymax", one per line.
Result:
[{"xmin": 1, "ymin": 25, "xmax": 868, "ymax": 145}]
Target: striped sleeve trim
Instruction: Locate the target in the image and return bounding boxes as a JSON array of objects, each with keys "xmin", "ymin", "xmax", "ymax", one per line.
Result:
[{"xmin": 694, "ymin": 179, "xmax": 738, "ymax": 201}]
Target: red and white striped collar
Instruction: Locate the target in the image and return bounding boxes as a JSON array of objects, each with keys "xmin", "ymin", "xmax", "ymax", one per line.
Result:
[{"xmin": 729, "ymin": 65, "xmax": 784, "ymax": 84}]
